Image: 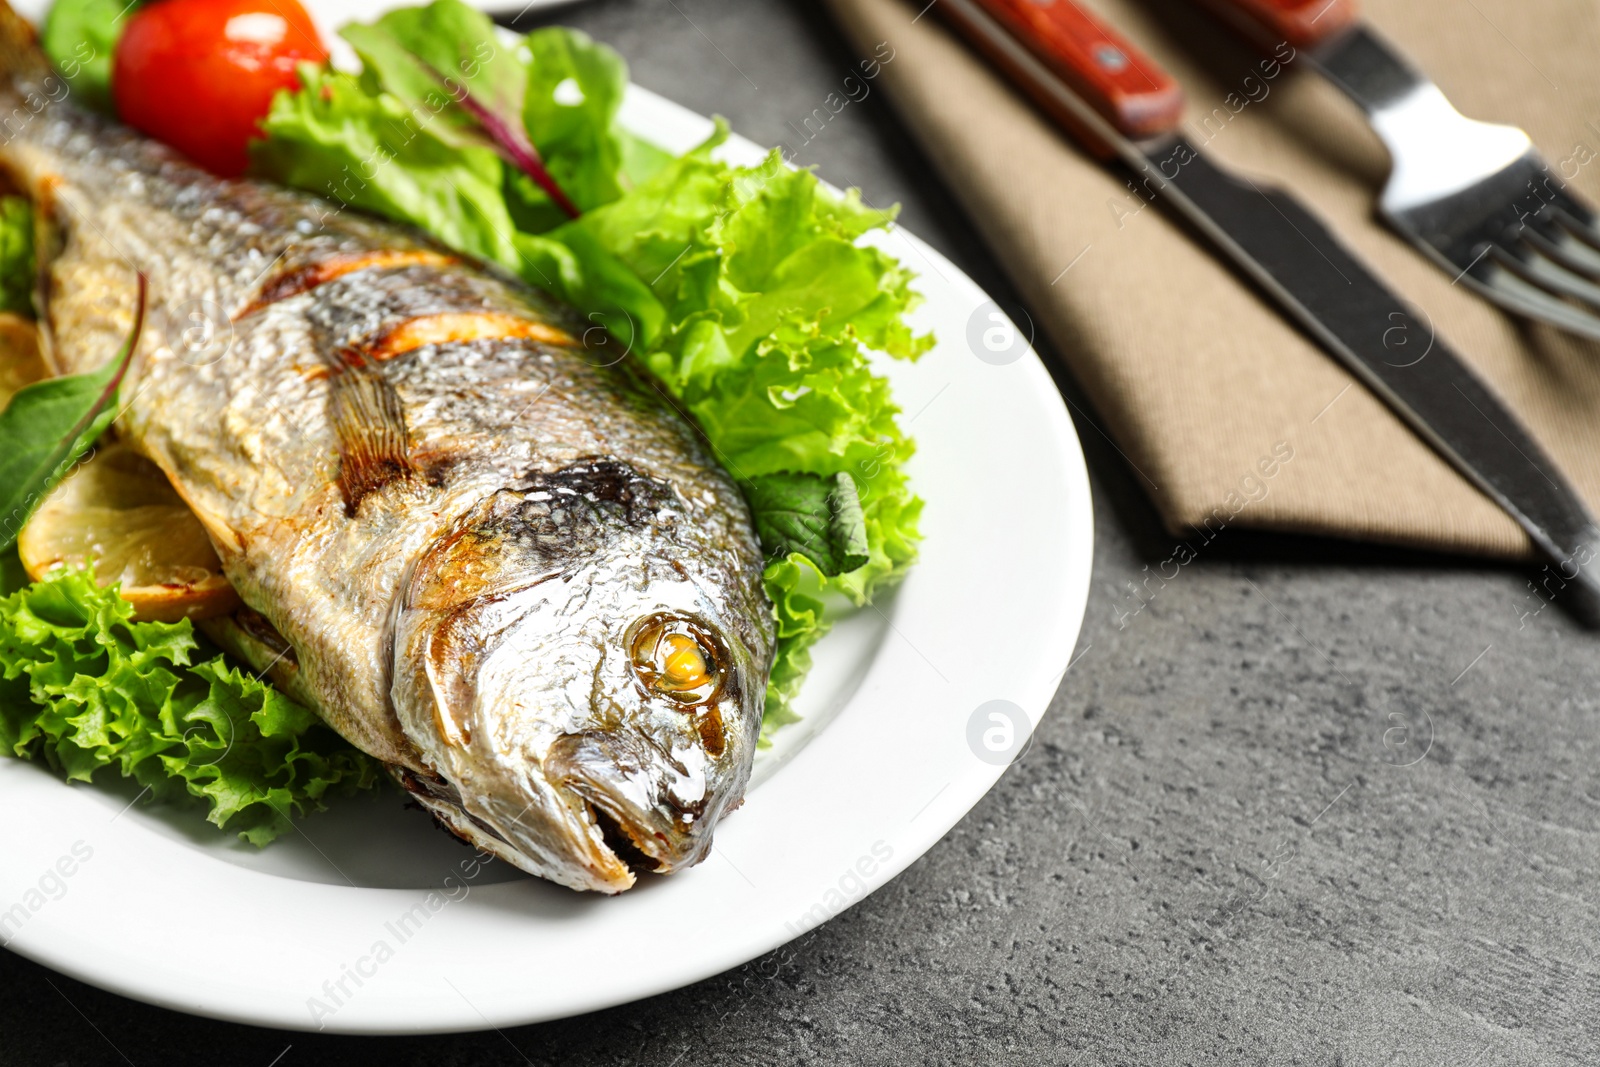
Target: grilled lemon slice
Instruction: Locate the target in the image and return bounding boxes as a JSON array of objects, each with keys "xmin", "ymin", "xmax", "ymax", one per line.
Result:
[
  {"xmin": 0, "ymin": 311, "xmax": 48, "ymax": 408},
  {"xmin": 18, "ymin": 440, "xmax": 240, "ymax": 622}
]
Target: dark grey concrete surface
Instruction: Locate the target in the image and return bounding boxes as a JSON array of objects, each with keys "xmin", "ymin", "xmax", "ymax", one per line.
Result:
[{"xmin": 5, "ymin": 1, "xmax": 1599, "ymax": 1063}]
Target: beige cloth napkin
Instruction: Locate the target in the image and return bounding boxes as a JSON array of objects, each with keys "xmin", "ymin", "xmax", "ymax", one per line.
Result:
[{"xmin": 822, "ymin": 0, "xmax": 1600, "ymax": 558}]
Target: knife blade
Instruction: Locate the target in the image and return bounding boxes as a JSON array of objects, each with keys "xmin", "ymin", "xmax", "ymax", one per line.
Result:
[{"xmin": 937, "ymin": 0, "xmax": 1600, "ymax": 618}]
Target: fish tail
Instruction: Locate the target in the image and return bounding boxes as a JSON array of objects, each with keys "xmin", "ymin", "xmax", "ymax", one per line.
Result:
[{"xmin": 0, "ymin": 2, "xmax": 49, "ymax": 89}]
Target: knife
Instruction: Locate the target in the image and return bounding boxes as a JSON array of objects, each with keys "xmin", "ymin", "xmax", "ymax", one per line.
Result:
[{"xmin": 936, "ymin": 0, "xmax": 1600, "ymax": 619}]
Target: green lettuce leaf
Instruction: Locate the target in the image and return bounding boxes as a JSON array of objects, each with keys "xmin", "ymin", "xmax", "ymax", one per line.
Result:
[
  {"xmin": 517, "ymin": 26, "xmax": 628, "ymax": 213},
  {"xmin": 39, "ymin": 0, "xmax": 142, "ymax": 114},
  {"xmin": 341, "ymin": 0, "xmax": 583, "ymax": 225},
  {"xmin": 0, "ymin": 568, "xmax": 380, "ymax": 845},
  {"xmin": 0, "ymin": 196, "xmax": 35, "ymax": 318},
  {"xmin": 340, "ymin": 0, "xmax": 526, "ymax": 155},
  {"xmin": 253, "ymin": 64, "xmax": 523, "ymax": 271}
]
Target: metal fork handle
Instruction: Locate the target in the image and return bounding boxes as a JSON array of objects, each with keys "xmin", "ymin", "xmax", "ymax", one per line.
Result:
[
  {"xmin": 1308, "ymin": 24, "xmax": 1423, "ymax": 115},
  {"xmin": 1195, "ymin": 0, "xmax": 1418, "ymax": 116}
]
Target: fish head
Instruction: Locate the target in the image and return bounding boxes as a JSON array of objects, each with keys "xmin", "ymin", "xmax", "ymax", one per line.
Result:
[{"xmin": 391, "ymin": 459, "xmax": 772, "ymax": 893}]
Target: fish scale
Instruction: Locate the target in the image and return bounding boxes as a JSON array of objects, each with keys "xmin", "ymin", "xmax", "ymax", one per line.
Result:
[{"xmin": 0, "ymin": 3, "xmax": 773, "ymax": 893}]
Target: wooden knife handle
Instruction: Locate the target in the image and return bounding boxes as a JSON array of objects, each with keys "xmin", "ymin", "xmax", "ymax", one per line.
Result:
[
  {"xmin": 1195, "ymin": 0, "xmax": 1360, "ymax": 50},
  {"xmin": 942, "ymin": 0, "xmax": 1184, "ymax": 157}
]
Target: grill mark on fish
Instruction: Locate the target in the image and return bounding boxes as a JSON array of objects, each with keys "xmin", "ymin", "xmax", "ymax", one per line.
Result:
[
  {"xmin": 327, "ymin": 346, "xmax": 423, "ymax": 514},
  {"xmin": 32, "ymin": 171, "xmax": 59, "ymax": 218},
  {"xmin": 360, "ymin": 311, "xmax": 576, "ymax": 361},
  {"xmin": 237, "ymin": 249, "xmax": 461, "ymax": 317},
  {"xmin": 512, "ymin": 458, "xmax": 677, "ymax": 529},
  {"xmin": 299, "ymin": 308, "xmax": 578, "ymax": 385},
  {"xmin": 393, "ymin": 460, "xmax": 682, "ymax": 579}
]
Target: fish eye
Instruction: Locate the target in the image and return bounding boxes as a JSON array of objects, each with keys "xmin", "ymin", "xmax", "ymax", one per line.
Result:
[{"xmin": 628, "ymin": 615, "xmax": 723, "ymax": 705}]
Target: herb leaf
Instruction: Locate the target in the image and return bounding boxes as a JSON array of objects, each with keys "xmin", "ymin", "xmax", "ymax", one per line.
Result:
[
  {"xmin": 254, "ymin": 66, "xmax": 524, "ymax": 270},
  {"xmin": 0, "ymin": 196, "xmax": 35, "ymax": 318},
  {"xmin": 432, "ymin": 68, "xmax": 580, "ymax": 219},
  {"xmin": 0, "ymin": 274, "xmax": 145, "ymax": 550},
  {"xmin": 519, "ymin": 26, "xmax": 629, "ymax": 212},
  {"xmin": 340, "ymin": 0, "xmax": 578, "ymax": 219},
  {"xmin": 340, "ymin": 0, "xmax": 526, "ymax": 151},
  {"xmin": 745, "ymin": 471, "xmax": 870, "ymax": 578}
]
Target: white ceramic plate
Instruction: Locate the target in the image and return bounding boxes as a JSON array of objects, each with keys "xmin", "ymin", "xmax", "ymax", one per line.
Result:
[{"xmin": 0, "ymin": 74, "xmax": 1093, "ymax": 1035}]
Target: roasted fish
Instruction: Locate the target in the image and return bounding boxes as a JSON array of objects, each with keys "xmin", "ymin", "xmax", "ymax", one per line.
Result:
[{"xmin": 0, "ymin": 5, "xmax": 773, "ymax": 893}]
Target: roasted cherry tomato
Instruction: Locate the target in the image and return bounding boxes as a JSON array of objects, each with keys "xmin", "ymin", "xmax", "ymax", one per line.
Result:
[{"xmin": 112, "ymin": 0, "xmax": 327, "ymax": 177}]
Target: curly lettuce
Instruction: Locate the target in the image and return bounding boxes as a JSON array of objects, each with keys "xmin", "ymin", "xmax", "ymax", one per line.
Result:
[{"xmin": 0, "ymin": 568, "xmax": 380, "ymax": 845}]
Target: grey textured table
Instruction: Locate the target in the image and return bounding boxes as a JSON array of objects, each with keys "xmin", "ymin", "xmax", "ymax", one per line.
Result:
[{"xmin": 5, "ymin": 1, "xmax": 1599, "ymax": 1064}]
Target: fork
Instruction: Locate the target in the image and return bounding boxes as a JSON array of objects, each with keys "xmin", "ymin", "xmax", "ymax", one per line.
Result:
[{"xmin": 1199, "ymin": 0, "xmax": 1600, "ymax": 342}]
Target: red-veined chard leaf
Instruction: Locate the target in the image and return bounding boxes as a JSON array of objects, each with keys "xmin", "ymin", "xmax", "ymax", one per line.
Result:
[{"xmin": 339, "ymin": 0, "xmax": 579, "ymax": 218}]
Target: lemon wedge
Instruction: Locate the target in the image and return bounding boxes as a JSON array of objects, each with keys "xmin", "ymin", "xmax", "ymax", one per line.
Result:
[
  {"xmin": 0, "ymin": 311, "xmax": 48, "ymax": 408},
  {"xmin": 18, "ymin": 440, "xmax": 240, "ymax": 622}
]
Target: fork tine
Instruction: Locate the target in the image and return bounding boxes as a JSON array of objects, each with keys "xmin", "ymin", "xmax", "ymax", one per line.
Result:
[
  {"xmin": 1473, "ymin": 188, "xmax": 1600, "ymax": 340},
  {"xmin": 1501, "ymin": 237, "xmax": 1600, "ymax": 310},
  {"xmin": 1547, "ymin": 195, "xmax": 1600, "ymax": 250},
  {"xmin": 1524, "ymin": 211, "xmax": 1600, "ymax": 284},
  {"xmin": 1473, "ymin": 255, "xmax": 1600, "ymax": 342}
]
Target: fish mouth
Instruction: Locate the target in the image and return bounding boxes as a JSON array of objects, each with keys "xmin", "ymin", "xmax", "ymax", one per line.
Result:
[
  {"xmin": 587, "ymin": 803, "xmax": 664, "ymax": 876},
  {"xmin": 393, "ymin": 725, "xmax": 716, "ymax": 892},
  {"xmin": 543, "ymin": 730, "xmax": 711, "ymax": 874},
  {"xmin": 393, "ymin": 763, "xmax": 646, "ymax": 893}
]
